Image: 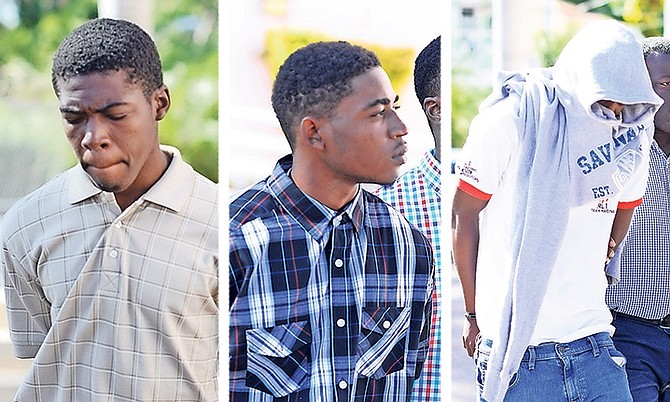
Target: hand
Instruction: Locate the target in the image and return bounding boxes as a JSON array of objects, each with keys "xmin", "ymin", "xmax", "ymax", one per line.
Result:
[
  {"xmin": 462, "ymin": 317, "xmax": 481, "ymax": 358},
  {"xmin": 605, "ymin": 236, "xmax": 616, "ymax": 264}
]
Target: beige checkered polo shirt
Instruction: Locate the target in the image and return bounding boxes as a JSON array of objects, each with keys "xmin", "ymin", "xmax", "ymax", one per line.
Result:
[{"xmin": 2, "ymin": 147, "xmax": 218, "ymax": 401}]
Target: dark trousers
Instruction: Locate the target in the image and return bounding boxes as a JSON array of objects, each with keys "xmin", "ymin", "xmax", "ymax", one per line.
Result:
[{"xmin": 612, "ymin": 313, "xmax": 670, "ymax": 402}]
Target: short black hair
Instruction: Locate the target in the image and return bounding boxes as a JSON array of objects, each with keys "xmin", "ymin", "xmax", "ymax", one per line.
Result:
[
  {"xmin": 414, "ymin": 36, "xmax": 441, "ymax": 104},
  {"xmin": 51, "ymin": 18, "xmax": 163, "ymax": 98},
  {"xmin": 271, "ymin": 41, "xmax": 381, "ymax": 149},
  {"xmin": 642, "ymin": 36, "xmax": 670, "ymax": 59}
]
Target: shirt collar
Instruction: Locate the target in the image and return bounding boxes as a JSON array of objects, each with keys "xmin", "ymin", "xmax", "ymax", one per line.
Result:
[
  {"xmin": 333, "ymin": 189, "xmax": 364, "ymax": 233},
  {"xmin": 267, "ymin": 155, "xmax": 364, "ymax": 241},
  {"xmin": 68, "ymin": 145, "xmax": 194, "ymax": 212},
  {"xmin": 418, "ymin": 148, "xmax": 442, "ymax": 195},
  {"xmin": 68, "ymin": 164, "xmax": 103, "ymax": 204},
  {"xmin": 142, "ymin": 146, "xmax": 194, "ymax": 212}
]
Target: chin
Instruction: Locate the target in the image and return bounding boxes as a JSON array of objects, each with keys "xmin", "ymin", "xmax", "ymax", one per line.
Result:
[
  {"xmin": 371, "ymin": 175, "xmax": 398, "ymax": 186},
  {"xmin": 90, "ymin": 177, "xmax": 124, "ymax": 193}
]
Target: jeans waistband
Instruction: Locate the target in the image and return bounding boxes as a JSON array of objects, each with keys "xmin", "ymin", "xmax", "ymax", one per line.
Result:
[
  {"xmin": 611, "ymin": 310, "xmax": 670, "ymax": 329},
  {"xmin": 519, "ymin": 332, "xmax": 612, "ymax": 368}
]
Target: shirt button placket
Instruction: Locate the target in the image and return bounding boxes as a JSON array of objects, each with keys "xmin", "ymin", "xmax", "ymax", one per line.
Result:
[
  {"xmin": 110, "ymin": 218, "xmax": 123, "ymax": 258},
  {"xmin": 337, "ymin": 378, "xmax": 350, "ymax": 401},
  {"xmin": 330, "ymin": 220, "xmax": 353, "ymax": 400}
]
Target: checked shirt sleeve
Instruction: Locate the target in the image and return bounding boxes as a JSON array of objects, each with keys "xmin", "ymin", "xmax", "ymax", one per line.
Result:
[
  {"xmin": 412, "ymin": 229, "xmax": 435, "ymax": 380},
  {"xmin": 2, "ymin": 215, "xmax": 52, "ymax": 358},
  {"xmin": 229, "ymin": 230, "xmax": 252, "ymax": 305}
]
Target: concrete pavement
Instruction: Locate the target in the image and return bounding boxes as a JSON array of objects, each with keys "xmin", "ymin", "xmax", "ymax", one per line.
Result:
[{"xmin": 450, "ymin": 266, "xmax": 478, "ymax": 401}]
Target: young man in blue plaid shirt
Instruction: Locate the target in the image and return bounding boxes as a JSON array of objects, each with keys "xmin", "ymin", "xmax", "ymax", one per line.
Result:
[
  {"xmin": 376, "ymin": 36, "xmax": 441, "ymax": 402},
  {"xmin": 229, "ymin": 41, "xmax": 434, "ymax": 402}
]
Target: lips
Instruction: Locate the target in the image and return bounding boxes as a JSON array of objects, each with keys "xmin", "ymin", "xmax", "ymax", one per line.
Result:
[
  {"xmin": 81, "ymin": 159, "xmax": 128, "ymax": 179},
  {"xmin": 392, "ymin": 144, "xmax": 408, "ymax": 164},
  {"xmin": 84, "ymin": 161, "xmax": 122, "ymax": 171},
  {"xmin": 81, "ymin": 152, "xmax": 126, "ymax": 170}
]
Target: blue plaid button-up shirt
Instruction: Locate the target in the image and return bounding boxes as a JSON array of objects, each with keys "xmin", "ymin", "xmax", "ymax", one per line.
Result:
[
  {"xmin": 229, "ymin": 156, "xmax": 433, "ymax": 402},
  {"xmin": 376, "ymin": 149, "xmax": 442, "ymax": 402}
]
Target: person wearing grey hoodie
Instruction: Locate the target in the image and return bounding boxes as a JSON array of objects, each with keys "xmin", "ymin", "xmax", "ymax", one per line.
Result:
[{"xmin": 452, "ymin": 20, "xmax": 662, "ymax": 402}]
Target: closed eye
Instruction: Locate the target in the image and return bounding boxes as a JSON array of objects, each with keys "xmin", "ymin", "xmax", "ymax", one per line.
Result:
[
  {"xmin": 106, "ymin": 114, "xmax": 127, "ymax": 121},
  {"xmin": 63, "ymin": 113, "xmax": 84, "ymax": 125}
]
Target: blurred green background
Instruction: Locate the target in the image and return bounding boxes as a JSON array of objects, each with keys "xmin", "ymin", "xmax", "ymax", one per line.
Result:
[
  {"xmin": 452, "ymin": 0, "xmax": 664, "ymax": 149},
  {"xmin": 0, "ymin": 0, "xmax": 218, "ymax": 203}
]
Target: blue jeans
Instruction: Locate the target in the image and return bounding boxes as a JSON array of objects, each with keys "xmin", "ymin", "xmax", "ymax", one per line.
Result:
[
  {"xmin": 611, "ymin": 313, "xmax": 670, "ymax": 402},
  {"xmin": 475, "ymin": 332, "xmax": 632, "ymax": 401}
]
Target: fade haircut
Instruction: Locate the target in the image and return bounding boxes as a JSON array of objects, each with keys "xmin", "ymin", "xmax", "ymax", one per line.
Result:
[
  {"xmin": 642, "ymin": 36, "xmax": 670, "ymax": 59},
  {"xmin": 271, "ymin": 41, "xmax": 381, "ymax": 150},
  {"xmin": 414, "ymin": 36, "xmax": 441, "ymax": 104},
  {"xmin": 51, "ymin": 18, "xmax": 163, "ymax": 98}
]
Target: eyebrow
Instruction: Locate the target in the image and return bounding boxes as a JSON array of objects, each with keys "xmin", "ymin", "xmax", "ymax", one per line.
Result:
[
  {"xmin": 59, "ymin": 102, "xmax": 129, "ymax": 114},
  {"xmin": 365, "ymin": 95, "xmax": 400, "ymax": 109}
]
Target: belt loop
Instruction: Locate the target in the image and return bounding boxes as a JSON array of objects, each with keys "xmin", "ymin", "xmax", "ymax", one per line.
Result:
[
  {"xmin": 528, "ymin": 346, "xmax": 536, "ymax": 370},
  {"xmin": 588, "ymin": 335, "xmax": 599, "ymax": 357}
]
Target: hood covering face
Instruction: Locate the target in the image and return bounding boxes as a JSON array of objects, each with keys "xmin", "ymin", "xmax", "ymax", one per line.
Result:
[
  {"xmin": 478, "ymin": 20, "xmax": 662, "ymax": 402},
  {"xmin": 552, "ymin": 19, "xmax": 661, "ymax": 126}
]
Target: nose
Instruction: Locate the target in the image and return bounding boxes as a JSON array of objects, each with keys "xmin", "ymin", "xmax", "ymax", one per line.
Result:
[
  {"xmin": 389, "ymin": 109, "xmax": 408, "ymax": 138},
  {"xmin": 81, "ymin": 118, "xmax": 110, "ymax": 151},
  {"xmin": 599, "ymin": 100, "xmax": 624, "ymax": 117}
]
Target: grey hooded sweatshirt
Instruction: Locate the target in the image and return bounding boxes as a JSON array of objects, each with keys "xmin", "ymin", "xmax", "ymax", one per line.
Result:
[{"xmin": 478, "ymin": 20, "xmax": 662, "ymax": 402}]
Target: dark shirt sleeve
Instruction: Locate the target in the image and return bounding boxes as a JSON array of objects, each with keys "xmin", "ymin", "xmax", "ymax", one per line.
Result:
[
  {"xmin": 413, "ymin": 230, "xmax": 435, "ymax": 379},
  {"xmin": 228, "ymin": 230, "xmax": 251, "ymax": 307}
]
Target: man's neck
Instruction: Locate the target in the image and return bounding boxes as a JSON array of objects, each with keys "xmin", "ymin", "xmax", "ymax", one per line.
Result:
[
  {"xmin": 114, "ymin": 150, "xmax": 171, "ymax": 211},
  {"xmin": 290, "ymin": 159, "xmax": 358, "ymax": 211},
  {"xmin": 655, "ymin": 128, "xmax": 670, "ymax": 156}
]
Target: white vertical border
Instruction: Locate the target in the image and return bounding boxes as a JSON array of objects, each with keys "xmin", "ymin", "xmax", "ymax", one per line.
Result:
[
  {"xmin": 442, "ymin": 1, "xmax": 453, "ymax": 399},
  {"xmin": 218, "ymin": 0, "xmax": 230, "ymax": 399}
]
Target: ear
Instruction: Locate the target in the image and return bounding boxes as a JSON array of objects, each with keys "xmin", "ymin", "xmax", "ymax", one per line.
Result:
[
  {"xmin": 423, "ymin": 96, "xmax": 441, "ymax": 124},
  {"xmin": 154, "ymin": 85, "xmax": 171, "ymax": 121},
  {"xmin": 298, "ymin": 115, "xmax": 325, "ymax": 150}
]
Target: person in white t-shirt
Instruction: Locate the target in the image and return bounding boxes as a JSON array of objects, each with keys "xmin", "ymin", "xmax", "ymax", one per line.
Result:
[{"xmin": 452, "ymin": 20, "xmax": 662, "ymax": 402}]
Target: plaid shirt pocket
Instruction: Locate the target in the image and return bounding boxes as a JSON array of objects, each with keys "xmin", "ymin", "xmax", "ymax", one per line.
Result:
[
  {"xmin": 355, "ymin": 306, "xmax": 411, "ymax": 380},
  {"xmin": 245, "ymin": 320, "xmax": 312, "ymax": 397}
]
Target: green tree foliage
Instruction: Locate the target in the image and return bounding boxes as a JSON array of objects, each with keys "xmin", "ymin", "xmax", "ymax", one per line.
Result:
[
  {"xmin": 535, "ymin": 24, "xmax": 580, "ymax": 67},
  {"xmin": 263, "ymin": 28, "xmax": 415, "ymax": 94},
  {"xmin": 154, "ymin": 0, "xmax": 218, "ymax": 182},
  {"xmin": 452, "ymin": 0, "xmax": 664, "ymax": 156},
  {"xmin": 451, "ymin": 68, "xmax": 490, "ymax": 148},
  {"xmin": 0, "ymin": 0, "xmax": 218, "ymax": 183},
  {"xmin": 562, "ymin": 0, "xmax": 663, "ymax": 36},
  {"xmin": 0, "ymin": 0, "xmax": 96, "ymax": 68}
]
